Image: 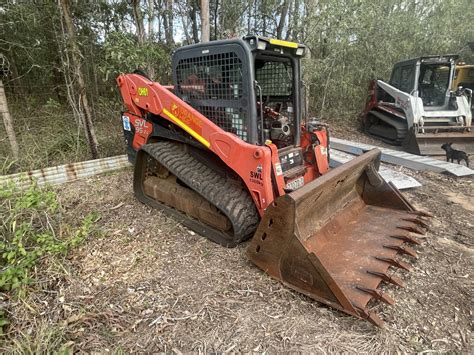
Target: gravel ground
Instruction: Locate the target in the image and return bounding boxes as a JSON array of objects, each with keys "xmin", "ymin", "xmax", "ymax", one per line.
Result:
[{"xmin": 5, "ymin": 123, "xmax": 473, "ymax": 352}]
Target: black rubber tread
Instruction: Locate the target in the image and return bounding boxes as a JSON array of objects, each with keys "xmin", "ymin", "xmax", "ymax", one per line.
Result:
[
  {"xmin": 140, "ymin": 141, "xmax": 260, "ymax": 246},
  {"xmin": 366, "ymin": 110, "xmax": 408, "ymax": 145}
]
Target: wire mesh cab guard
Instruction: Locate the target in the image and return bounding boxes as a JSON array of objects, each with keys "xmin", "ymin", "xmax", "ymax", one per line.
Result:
[{"xmin": 172, "ymin": 40, "xmax": 255, "ymax": 143}]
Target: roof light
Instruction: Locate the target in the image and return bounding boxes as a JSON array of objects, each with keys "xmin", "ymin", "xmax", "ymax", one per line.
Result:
[{"xmin": 295, "ymin": 47, "xmax": 305, "ymax": 56}]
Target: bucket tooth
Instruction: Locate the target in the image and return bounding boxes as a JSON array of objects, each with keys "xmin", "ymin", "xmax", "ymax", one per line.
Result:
[
  {"xmin": 408, "ymin": 210, "xmax": 434, "ymax": 218},
  {"xmin": 383, "ymin": 244, "xmax": 418, "ymax": 258},
  {"xmin": 397, "ymin": 225, "xmax": 426, "ymax": 235},
  {"xmin": 355, "ymin": 306, "xmax": 385, "ymax": 328},
  {"xmin": 367, "ymin": 270, "xmax": 405, "ymax": 288},
  {"xmin": 376, "ymin": 256, "xmax": 412, "ymax": 271},
  {"xmin": 390, "ymin": 234, "xmax": 421, "ymax": 245},
  {"xmin": 402, "ymin": 217, "xmax": 429, "ymax": 229},
  {"xmin": 356, "ymin": 287, "xmax": 395, "ymax": 305}
]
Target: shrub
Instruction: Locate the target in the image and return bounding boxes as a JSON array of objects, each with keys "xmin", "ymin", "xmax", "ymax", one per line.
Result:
[{"xmin": 0, "ymin": 182, "xmax": 99, "ymax": 333}]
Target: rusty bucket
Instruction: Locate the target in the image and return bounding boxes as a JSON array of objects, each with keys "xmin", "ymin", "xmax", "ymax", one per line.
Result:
[
  {"xmin": 402, "ymin": 126, "xmax": 474, "ymax": 155},
  {"xmin": 247, "ymin": 149, "xmax": 430, "ymax": 327}
]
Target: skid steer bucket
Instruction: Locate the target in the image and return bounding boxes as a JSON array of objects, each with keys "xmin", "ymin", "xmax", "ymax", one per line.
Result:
[
  {"xmin": 403, "ymin": 127, "xmax": 474, "ymax": 155},
  {"xmin": 247, "ymin": 149, "xmax": 430, "ymax": 327}
]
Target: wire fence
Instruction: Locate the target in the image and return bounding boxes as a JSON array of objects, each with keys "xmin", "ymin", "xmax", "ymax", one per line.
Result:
[
  {"xmin": 3, "ymin": 82, "xmax": 120, "ymax": 103},
  {"xmin": 0, "ymin": 84, "xmax": 126, "ymax": 172},
  {"xmin": 2, "ymin": 83, "xmax": 122, "ymax": 120},
  {"xmin": 4, "ymin": 112, "xmax": 121, "ymax": 121}
]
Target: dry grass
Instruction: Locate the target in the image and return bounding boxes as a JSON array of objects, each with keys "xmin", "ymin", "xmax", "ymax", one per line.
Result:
[
  {"xmin": 3, "ymin": 165, "xmax": 471, "ymax": 352},
  {"xmin": 2, "ymin": 120, "xmax": 472, "ymax": 352}
]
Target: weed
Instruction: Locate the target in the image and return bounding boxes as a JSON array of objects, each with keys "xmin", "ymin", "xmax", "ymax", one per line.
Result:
[
  {"xmin": 0, "ymin": 158, "xmax": 16, "ymax": 175},
  {"xmin": 43, "ymin": 98, "xmax": 61, "ymax": 111},
  {"xmin": 0, "ymin": 182, "xmax": 100, "ymax": 334},
  {"xmin": 6, "ymin": 322, "xmax": 66, "ymax": 354}
]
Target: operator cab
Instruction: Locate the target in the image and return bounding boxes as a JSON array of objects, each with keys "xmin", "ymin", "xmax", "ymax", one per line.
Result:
[
  {"xmin": 172, "ymin": 35, "xmax": 307, "ymax": 148},
  {"xmin": 389, "ymin": 55, "xmax": 458, "ymax": 110},
  {"xmin": 418, "ymin": 63, "xmax": 451, "ymax": 107}
]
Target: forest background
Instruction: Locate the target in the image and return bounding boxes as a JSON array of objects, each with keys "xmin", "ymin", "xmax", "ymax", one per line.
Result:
[{"xmin": 1, "ymin": 0, "xmax": 473, "ymax": 171}]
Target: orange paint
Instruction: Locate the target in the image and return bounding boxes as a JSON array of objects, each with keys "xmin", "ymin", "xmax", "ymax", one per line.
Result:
[{"xmin": 116, "ymin": 73, "xmax": 330, "ymax": 216}]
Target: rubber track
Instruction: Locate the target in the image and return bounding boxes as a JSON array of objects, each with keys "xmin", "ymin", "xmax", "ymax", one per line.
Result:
[
  {"xmin": 141, "ymin": 141, "xmax": 260, "ymax": 244},
  {"xmin": 366, "ymin": 110, "xmax": 408, "ymax": 145}
]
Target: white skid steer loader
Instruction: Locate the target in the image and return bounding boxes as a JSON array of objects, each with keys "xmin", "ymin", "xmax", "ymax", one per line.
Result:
[{"xmin": 361, "ymin": 55, "xmax": 473, "ymax": 155}]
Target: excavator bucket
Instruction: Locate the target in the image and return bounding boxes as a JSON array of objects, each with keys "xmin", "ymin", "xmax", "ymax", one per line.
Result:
[
  {"xmin": 403, "ymin": 127, "xmax": 474, "ymax": 155},
  {"xmin": 247, "ymin": 149, "xmax": 430, "ymax": 327}
]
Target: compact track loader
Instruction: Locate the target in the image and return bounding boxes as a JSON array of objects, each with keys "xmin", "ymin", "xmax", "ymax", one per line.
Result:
[
  {"xmin": 453, "ymin": 63, "xmax": 474, "ymax": 118},
  {"xmin": 117, "ymin": 36, "xmax": 430, "ymax": 327},
  {"xmin": 453, "ymin": 64, "xmax": 474, "ymax": 92},
  {"xmin": 361, "ymin": 55, "xmax": 473, "ymax": 155}
]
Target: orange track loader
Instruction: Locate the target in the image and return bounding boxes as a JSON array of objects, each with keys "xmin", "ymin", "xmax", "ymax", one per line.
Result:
[{"xmin": 117, "ymin": 36, "xmax": 430, "ymax": 327}]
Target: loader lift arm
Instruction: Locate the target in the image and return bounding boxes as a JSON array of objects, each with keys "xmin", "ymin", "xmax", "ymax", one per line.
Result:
[{"xmin": 118, "ymin": 73, "xmax": 275, "ymax": 213}]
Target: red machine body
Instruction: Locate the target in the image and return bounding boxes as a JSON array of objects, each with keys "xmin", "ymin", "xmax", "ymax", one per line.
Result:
[{"xmin": 117, "ymin": 73, "xmax": 329, "ymax": 215}]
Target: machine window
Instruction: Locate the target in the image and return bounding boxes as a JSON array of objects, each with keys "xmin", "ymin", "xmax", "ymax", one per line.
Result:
[
  {"xmin": 176, "ymin": 52, "xmax": 243, "ymax": 101},
  {"xmin": 175, "ymin": 52, "xmax": 248, "ymax": 141},
  {"xmin": 399, "ymin": 65, "xmax": 414, "ymax": 93},
  {"xmin": 255, "ymin": 60, "xmax": 293, "ymax": 96},
  {"xmin": 390, "ymin": 66, "xmax": 401, "ymax": 89},
  {"xmin": 418, "ymin": 64, "xmax": 450, "ymax": 106}
]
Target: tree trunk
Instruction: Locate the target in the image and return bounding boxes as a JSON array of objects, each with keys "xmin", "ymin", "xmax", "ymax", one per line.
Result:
[
  {"xmin": 0, "ymin": 79, "xmax": 19, "ymax": 161},
  {"xmin": 148, "ymin": 0, "xmax": 155, "ymax": 38},
  {"xmin": 288, "ymin": 0, "xmax": 299, "ymax": 40},
  {"xmin": 176, "ymin": 1, "xmax": 192, "ymax": 44},
  {"xmin": 132, "ymin": 0, "xmax": 146, "ymax": 45},
  {"xmin": 190, "ymin": 0, "xmax": 199, "ymax": 43},
  {"xmin": 277, "ymin": 0, "xmax": 290, "ymax": 39},
  {"xmin": 213, "ymin": 0, "xmax": 218, "ymax": 40},
  {"xmin": 200, "ymin": 0, "xmax": 210, "ymax": 42},
  {"xmin": 247, "ymin": 0, "xmax": 252, "ymax": 34},
  {"xmin": 146, "ymin": 0, "xmax": 156, "ymax": 79},
  {"xmin": 155, "ymin": 0, "xmax": 163, "ymax": 41},
  {"xmin": 58, "ymin": 0, "xmax": 99, "ymax": 159},
  {"xmin": 164, "ymin": 0, "xmax": 174, "ymax": 44}
]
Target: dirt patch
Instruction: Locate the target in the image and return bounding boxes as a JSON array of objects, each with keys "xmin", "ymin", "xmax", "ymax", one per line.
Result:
[
  {"xmin": 4, "ymin": 124, "xmax": 473, "ymax": 352},
  {"xmin": 443, "ymin": 192, "xmax": 474, "ymax": 212},
  {"xmin": 16, "ymin": 166, "xmax": 470, "ymax": 352}
]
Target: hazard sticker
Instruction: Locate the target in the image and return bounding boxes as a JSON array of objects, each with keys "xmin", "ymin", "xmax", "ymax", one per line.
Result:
[
  {"xmin": 275, "ymin": 163, "xmax": 283, "ymax": 176},
  {"xmin": 122, "ymin": 115, "xmax": 131, "ymax": 131}
]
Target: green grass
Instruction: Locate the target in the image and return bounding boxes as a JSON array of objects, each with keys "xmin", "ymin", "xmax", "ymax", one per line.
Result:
[
  {"xmin": 0, "ymin": 96, "xmax": 125, "ymax": 173},
  {"xmin": 0, "ymin": 181, "xmax": 100, "ymax": 343}
]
